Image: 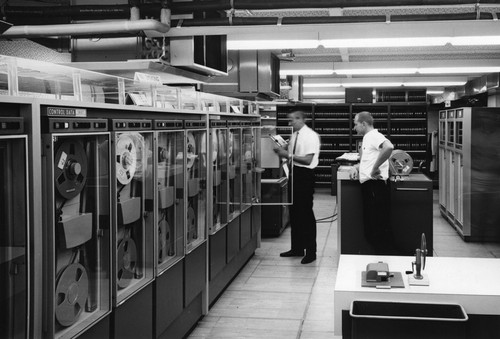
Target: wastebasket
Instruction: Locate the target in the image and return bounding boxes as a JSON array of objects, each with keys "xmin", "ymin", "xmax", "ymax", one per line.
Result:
[{"xmin": 350, "ymin": 300, "xmax": 468, "ymax": 339}]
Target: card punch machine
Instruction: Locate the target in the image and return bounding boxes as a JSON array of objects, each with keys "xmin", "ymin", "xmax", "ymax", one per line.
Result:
[{"xmin": 366, "ymin": 262, "xmax": 390, "ymax": 282}]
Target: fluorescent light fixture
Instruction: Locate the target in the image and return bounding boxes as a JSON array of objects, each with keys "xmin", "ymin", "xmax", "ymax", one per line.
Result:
[
  {"xmin": 332, "ymin": 60, "xmax": 500, "ymax": 76},
  {"xmin": 419, "ymin": 67, "xmax": 500, "ymax": 74},
  {"xmin": 280, "ymin": 62, "xmax": 333, "ymax": 76},
  {"xmin": 427, "ymin": 89, "xmax": 445, "ymax": 94},
  {"xmin": 335, "ymin": 68, "xmax": 418, "ymax": 75},
  {"xmin": 228, "ymin": 39, "xmax": 319, "ymax": 50},
  {"xmin": 280, "ymin": 69, "xmax": 333, "ymax": 76},
  {"xmin": 404, "ymin": 81, "xmax": 466, "ymax": 86},
  {"xmin": 342, "ymin": 82, "xmax": 403, "ymax": 88},
  {"xmin": 451, "ymin": 36, "xmax": 500, "ymax": 45},
  {"xmin": 304, "ymin": 77, "xmax": 468, "ymax": 89},
  {"xmin": 321, "ymin": 37, "xmax": 449, "ymax": 48},
  {"xmin": 303, "ymin": 83, "xmax": 342, "ymax": 88},
  {"xmin": 303, "ymin": 91, "xmax": 345, "ymax": 96}
]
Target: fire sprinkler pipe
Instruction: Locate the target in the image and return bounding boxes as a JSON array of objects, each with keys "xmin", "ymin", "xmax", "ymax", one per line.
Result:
[
  {"xmin": 4, "ymin": 0, "xmax": 500, "ymax": 21},
  {"xmin": 1, "ymin": 19, "xmax": 170, "ymax": 38},
  {"xmin": 172, "ymin": 11, "xmax": 494, "ymax": 26}
]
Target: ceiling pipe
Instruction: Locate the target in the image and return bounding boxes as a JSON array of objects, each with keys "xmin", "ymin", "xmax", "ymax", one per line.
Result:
[
  {"xmin": 172, "ymin": 12, "xmax": 495, "ymax": 27},
  {"xmin": 4, "ymin": 0, "xmax": 500, "ymax": 21},
  {"xmin": 231, "ymin": 0, "xmax": 500, "ymax": 10},
  {"xmin": 1, "ymin": 19, "xmax": 170, "ymax": 38}
]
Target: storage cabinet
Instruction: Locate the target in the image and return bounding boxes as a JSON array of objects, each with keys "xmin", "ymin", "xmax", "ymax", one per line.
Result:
[
  {"xmin": 314, "ymin": 104, "xmax": 351, "ymax": 186},
  {"xmin": 276, "ymin": 103, "xmax": 428, "ymax": 187},
  {"xmin": 439, "ymin": 107, "xmax": 500, "ymax": 241}
]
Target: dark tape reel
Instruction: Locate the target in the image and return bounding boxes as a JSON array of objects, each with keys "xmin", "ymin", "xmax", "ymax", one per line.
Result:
[
  {"xmin": 158, "ymin": 220, "xmax": 173, "ymax": 262},
  {"xmin": 213, "ymin": 194, "xmax": 219, "ymax": 225},
  {"xmin": 55, "ymin": 263, "xmax": 89, "ymax": 327},
  {"xmin": 54, "ymin": 140, "xmax": 89, "ymax": 200},
  {"xmin": 187, "ymin": 205, "xmax": 197, "ymax": 241},
  {"xmin": 186, "ymin": 132, "xmax": 196, "ymax": 169},
  {"xmin": 117, "ymin": 237, "xmax": 138, "ymax": 289}
]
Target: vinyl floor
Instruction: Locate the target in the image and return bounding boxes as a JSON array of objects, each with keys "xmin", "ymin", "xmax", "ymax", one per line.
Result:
[{"xmin": 187, "ymin": 188, "xmax": 500, "ymax": 339}]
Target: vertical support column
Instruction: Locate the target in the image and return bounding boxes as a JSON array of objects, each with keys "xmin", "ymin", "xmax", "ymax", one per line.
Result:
[
  {"xmin": 72, "ymin": 71, "xmax": 83, "ymax": 101},
  {"xmin": 6, "ymin": 58, "xmax": 19, "ymax": 96},
  {"xmin": 118, "ymin": 78, "xmax": 126, "ymax": 105}
]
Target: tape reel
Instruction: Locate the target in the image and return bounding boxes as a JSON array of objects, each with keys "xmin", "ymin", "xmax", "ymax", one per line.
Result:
[
  {"xmin": 187, "ymin": 205, "xmax": 197, "ymax": 241},
  {"xmin": 54, "ymin": 140, "xmax": 89, "ymax": 200},
  {"xmin": 55, "ymin": 263, "xmax": 89, "ymax": 327},
  {"xmin": 228, "ymin": 131, "xmax": 234, "ymax": 159},
  {"xmin": 389, "ymin": 150, "xmax": 414, "ymax": 176},
  {"xmin": 116, "ymin": 134, "xmax": 138, "ymax": 185},
  {"xmin": 116, "ymin": 237, "xmax": 138, "ymax": 289},
  {"xmin": 213, "ymin": 195, "xmax": 219, "ymax": 225},
  {"xmin": 212, "ymin": 132, "xmax": 218, "ymax": 164},
  {"xmin": 158, "ymin": 220, "xmax": 173, "ymax": 261},
  {"xmin": 186, "ymin": 132, "xmax": 197, "ymax": 169}
]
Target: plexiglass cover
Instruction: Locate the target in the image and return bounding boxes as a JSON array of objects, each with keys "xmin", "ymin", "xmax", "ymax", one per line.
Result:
[
  {"xmin": 156, "ymin": 131, "xmax": 185, "ymax": 274},
  {"xmin": 185, "ymin": 129, "xmax": 207, "ymax": 252},
  {"xmin": 228, "ymin": 128, "xmax": 242, "ymax": 221},
  {"xmin": 241, "ymin": 127, "xmax": 254, "ymax": 212},
  {"xmin": 210, "ymin": 128, "xmax": 228, "ymax": 234},
  {"xmin": 45, "ymin": 133, "xmax": 111, "ymax": 339},
  {"xmin": 113, "ymin": 131, "xmax": 154, "ymax": 305},
  {"xmin": 0, "ymin": 136, "xmax": 28, "ymax": 339},
  {"xmin": 258, "ymin": 125, "xmax": 294, "ymax": 206}
]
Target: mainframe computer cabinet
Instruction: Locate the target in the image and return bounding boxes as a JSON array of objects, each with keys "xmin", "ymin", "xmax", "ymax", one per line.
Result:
[{"xmin": 439, "ymin": 107, "xmax": 500, "ymax": 241}]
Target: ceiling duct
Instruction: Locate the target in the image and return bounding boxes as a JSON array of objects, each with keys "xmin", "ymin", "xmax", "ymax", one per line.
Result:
[
  {"xmin": 201, "ymin": 50, "xmax": 280, "ymax": 100},
  {"xmin": 70, "ymin": 34, "xmax": 224, "ymax": 83}
]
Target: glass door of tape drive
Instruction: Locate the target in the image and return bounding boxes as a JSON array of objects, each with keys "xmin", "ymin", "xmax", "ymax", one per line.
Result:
[
  {"xmin": 111, "ymin": 119, "xmax": 155, "ymax": 307},
  {"xmin": 1, "ymin": 118, "xmax": 29, "ymax": 339},
  {"xmin": 42, "ymin": 117, "xmax": 112, "ymax": 339},
  {"xmin": 258, "ymin": 125, "xmax": 294, "ymax": 206},
  {"xmin": 184, "ymin": 122, "xmax": 208, "ymax": 254}
]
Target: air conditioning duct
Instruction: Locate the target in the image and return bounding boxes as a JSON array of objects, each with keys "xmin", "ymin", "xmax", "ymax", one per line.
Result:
[{"xmin": 201, "ymin": 50, "xmax": 280, "ymax": 100}]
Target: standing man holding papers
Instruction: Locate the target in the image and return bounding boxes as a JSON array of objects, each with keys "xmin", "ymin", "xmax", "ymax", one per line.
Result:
[{"xmin": 274, "ymin": 110, "xmax": 321, "ymax": 264}]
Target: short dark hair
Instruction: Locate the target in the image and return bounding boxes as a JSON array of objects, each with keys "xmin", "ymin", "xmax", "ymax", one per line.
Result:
[
  {"xmin": 356, "ymin": 111, "xmax": 374, "ymax": 126},
  {"xmin": 288, "ymin": 110, "xmax": 306, "ymax": 120}
]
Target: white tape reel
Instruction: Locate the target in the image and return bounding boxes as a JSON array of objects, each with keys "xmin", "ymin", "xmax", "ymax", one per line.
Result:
[
  {"xmin": 212, "ymin": 132, "xmax": 218, "ymax": 164},
  {"xmin": 116, "ymin": 134, "xmax": 138, "ymax": 185},
  {"xmin": 186, "ymin": 132, "xmax": 197, "ymax": 169}
]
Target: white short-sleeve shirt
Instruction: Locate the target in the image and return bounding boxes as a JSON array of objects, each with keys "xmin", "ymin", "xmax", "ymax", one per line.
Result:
[
  {"xmin": 359, "ymin": 129, "xmax": 390, "ymax": 183},
  {"xmin": 288, "ymin": 125, "xmax": 320, "ymax": 169}
]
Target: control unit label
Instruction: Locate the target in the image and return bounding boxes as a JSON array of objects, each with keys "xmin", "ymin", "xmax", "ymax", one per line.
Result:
[{"xmin": 47, "ymin": 107, "xmax": 87, "ymax": 117}]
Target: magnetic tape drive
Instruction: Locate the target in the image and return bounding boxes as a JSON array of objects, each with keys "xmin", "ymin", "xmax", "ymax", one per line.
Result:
[{"xmin": 389, "ymin": 149, "xmax": 413, "ymax": 176}]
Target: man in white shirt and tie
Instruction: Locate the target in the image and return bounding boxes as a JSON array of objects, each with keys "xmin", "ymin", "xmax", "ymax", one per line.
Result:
[{"xmin": 274, "ymin": 110, "xmax": 320, "ymax": 264}]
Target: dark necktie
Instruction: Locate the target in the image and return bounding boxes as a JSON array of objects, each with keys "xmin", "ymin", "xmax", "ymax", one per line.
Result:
[{"xmin": 292, "ymin": 131, "xmax": 299, "ymax": 155}]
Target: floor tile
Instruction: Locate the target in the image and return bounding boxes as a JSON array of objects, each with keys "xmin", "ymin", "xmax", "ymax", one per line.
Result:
[{"xmin": 187, "ymin": 189, "xmax": 499, "ymax": 339}]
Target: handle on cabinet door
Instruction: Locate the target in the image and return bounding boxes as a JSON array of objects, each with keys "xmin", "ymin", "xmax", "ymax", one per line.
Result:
[{"xmin": 395, "ymin": 187, "xmax": 429, "ymax": 191}]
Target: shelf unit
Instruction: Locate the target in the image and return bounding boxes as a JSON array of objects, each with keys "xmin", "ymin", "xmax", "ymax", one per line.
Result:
[
  {"xmin": 313, "ymin": 104, "xmax": 351, "ymax": 186},
  {"xmin": 277, "ymin": 102, "xmax": 428, "ymax": 187}
]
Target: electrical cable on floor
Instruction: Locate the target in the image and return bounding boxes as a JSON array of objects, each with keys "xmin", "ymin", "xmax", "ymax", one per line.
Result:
[{"xmin": 315, "ymin": 200, "xmax": 337, "ymax": 223}]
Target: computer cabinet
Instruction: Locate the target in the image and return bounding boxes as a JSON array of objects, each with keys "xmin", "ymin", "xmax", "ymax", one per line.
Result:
[
  {"xmin": 276, "ymin": 102, "xmax": 428, "ymax": 187},
  {"xmin": 0, "ymin": 54, "xmax": 263, "ymax": 339},
  {"xmin": 439, "ymin": 107, "xmax": 500, "ymax": 242}
]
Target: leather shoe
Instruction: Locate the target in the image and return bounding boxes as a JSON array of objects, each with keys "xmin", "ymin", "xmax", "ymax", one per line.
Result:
[
  {"xmin": 301, "ymin": 254, "xmax": 317, "ymax": 264},
  {"xmin": 280, "ymin": 250, "xmax": 304, "ymax": 257}
]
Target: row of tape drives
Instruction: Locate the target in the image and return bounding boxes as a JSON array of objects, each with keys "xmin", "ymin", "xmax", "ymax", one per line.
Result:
[
  {"xmin": 45, "ymin": 115, "xmax": 208, "ymax": 338},
  {"xmin": 1, "ymin": 108, "xmax": 259, "ymax": 339}
]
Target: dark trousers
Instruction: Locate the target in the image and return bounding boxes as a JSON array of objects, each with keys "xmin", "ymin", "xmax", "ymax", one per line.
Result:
[
  {"xmin": 360, "ymin": 179, "xmax": 394, "ymax": 254},
  {"xmin": 290, "ymin": 166, "xmax": 317, "ymax": 254}
]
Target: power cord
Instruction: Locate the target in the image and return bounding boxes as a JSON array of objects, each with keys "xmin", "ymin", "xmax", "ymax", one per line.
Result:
[{"xmin": 315, "ymin": 201, "xmax": 338, "ymax": 223}]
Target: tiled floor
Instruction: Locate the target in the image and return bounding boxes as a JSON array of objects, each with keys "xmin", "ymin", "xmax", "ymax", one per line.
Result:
[{"xmin": 187, "ymin": 189, "xmax": 500, "ymax": 338}]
